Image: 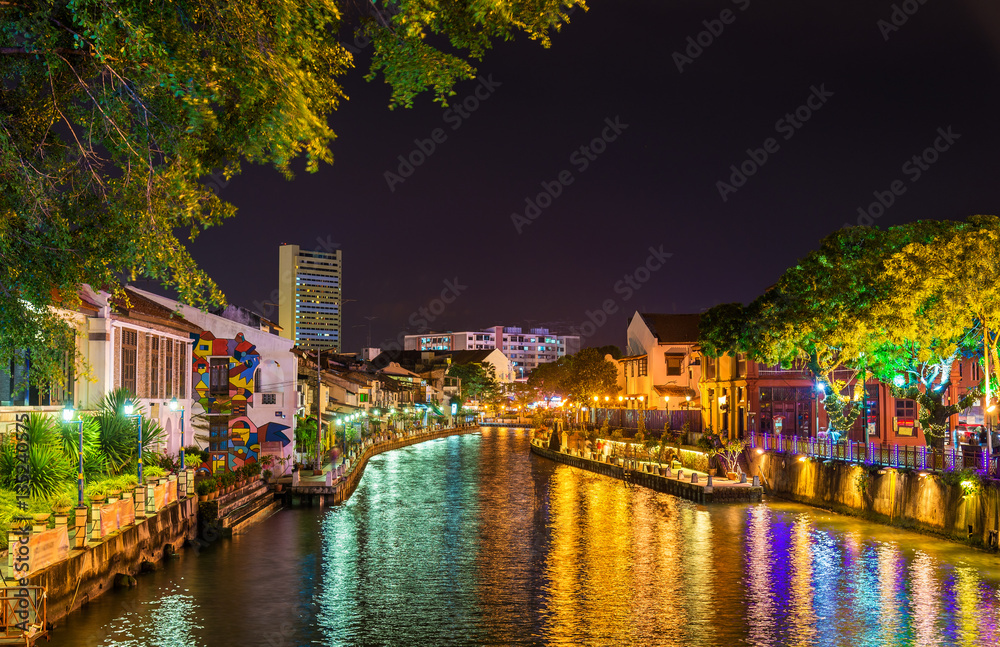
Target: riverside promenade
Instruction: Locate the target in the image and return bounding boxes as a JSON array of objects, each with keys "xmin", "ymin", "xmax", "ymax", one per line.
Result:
[
  {"xmin": 530, "ymin": 439, "xmax": 763, "ymax": 504},
  {"xmin": 290, "ymin": 424, "xmax": 483, "ymax": 505}
]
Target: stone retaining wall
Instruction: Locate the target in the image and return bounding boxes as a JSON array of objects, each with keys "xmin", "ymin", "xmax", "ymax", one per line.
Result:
[
  {"xmin": 33, "ymin": 497, "xmax": 197, "ymax": 626},
  {"xmin": 748, "ymin": 453, "xmax": 1000, "ymax": 549}
]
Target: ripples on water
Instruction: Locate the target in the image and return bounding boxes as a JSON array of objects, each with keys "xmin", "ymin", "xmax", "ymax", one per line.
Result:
[{"xmin": 50, "ymin": 428, "xmax": 1000, "ymax": 646}]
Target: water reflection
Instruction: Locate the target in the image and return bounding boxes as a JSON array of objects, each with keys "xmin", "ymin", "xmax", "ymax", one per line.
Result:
[{"xmin": 47, "ymin": 429, "xmax": 1000, "ymax": 647}]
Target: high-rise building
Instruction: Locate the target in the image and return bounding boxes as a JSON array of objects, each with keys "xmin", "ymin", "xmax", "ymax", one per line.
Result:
[
  {"xmin": 403, "ymin": 326, "xmax": 580, "ymax": 376},
  {"xmin": 278, "ymin": 244, "xmax": 342, "ymax": 351}
]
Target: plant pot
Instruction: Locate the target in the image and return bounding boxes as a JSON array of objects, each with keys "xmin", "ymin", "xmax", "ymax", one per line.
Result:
[
  {"xmin": 275, "ymin": 484, "xmax": 284, "ymax": 493},
  {"xmin": 52, "ymin": 505, "xmax": 71, "ymax": 516},
  {"xmin": 727, "ymin": 472, "xmax": 740, "ymax": 481},
  {"xmin": 32, "ymin": 513, "xmax": 51, "ymax": 524},
  {"xmin": 198, "ymin": 494, "xmax": 208, "ymax": 502}
]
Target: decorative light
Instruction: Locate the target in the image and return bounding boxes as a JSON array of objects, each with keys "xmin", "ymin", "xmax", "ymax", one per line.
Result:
[
  {"xmin": 592, "ymin": 396, "xmax": 598, "ymax": 402},
  {"xmin": 169, "ymin": 397, "xmax": 179, "ymax": 411},
  {"xmin": 718, "ymin": 394, "xmax": 727, "ymax": 405},
  {"xmin": 638, "ymin": 396, "xmax": 644, "ymax": 402},
  {"xmin": 798, "ymin": 456, "xmax": 807, "ymax": 462},
  {"xmin": 815, "ymin": 381, "xmax": 826, "ymax": 393},
  {"xmin": 756, "ymin": 448, "xmax": 764, "ymax": 455},
  {"xmin": 686, "ymin": 395, "xmax": 692, "ymax": 402},
  {"xmin": 123, "ymin": 401, "xmax": 135, "ymax": 416},
  {"xmin": 62, "ymin": 406, "xmax": 75, "ymax": 422},
  {"xmin": 618, "ymin": 396, "xmax": 623, "ymax": 402},
  {"xmin": 893, "ymin": 375, "xmax": 906, "ymax": 387}
]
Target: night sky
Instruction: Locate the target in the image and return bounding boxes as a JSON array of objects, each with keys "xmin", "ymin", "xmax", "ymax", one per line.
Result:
[{"xmin": 181, "ymin": 0, "xmax": 1000, "ymax": 353}]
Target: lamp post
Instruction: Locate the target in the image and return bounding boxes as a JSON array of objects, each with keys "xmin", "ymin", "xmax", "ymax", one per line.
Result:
[
  {"xmin": 123, "ymin": 400, "xmax": 143, "ymax": 483},
  {"xmin": 169, "ymin": 398, "xmax": 190, "ymax": 497},
  {"xmin": 169, "ymin": 397, "xmax": 185, "ymax": 469},
  {"xmin": 62, "ymin": 407, "xmax": 85, "ymax": 507}
]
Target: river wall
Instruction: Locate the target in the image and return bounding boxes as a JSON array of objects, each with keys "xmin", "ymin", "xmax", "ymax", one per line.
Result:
[
  {"xmin": 749, "ymin": 453, "xmax": 1000, "ymax": 549},
  {"xmin": 34, "ymin": 496, "xmax": 198, "ymax": 626},
  {"xmin": 289, "ymin": 424, "xmax": 485, "ymax": 506},
  {"xmin": 531, "ymin": 442, "xmax": 762, "ymax": 504}
]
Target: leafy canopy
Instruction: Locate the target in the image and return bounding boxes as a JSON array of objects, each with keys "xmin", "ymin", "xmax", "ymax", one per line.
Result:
[{"xmin": 1, "ymin": 0, "xmax": 586, "ymax": 387}]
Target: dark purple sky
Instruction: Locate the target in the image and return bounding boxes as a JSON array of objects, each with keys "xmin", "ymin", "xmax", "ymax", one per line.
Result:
[{"xmin": 184, "ymin": 0, "xmax": 1000, "ymax": 353}]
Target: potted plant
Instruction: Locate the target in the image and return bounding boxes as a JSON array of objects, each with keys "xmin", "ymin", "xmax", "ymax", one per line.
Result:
[
  {"xmin": 51, "ymin": 492, "xmax": 74, "ymax": 516},
  {"xmin": 86, "ymin": 482, "xmax": 108, "ymax": 505},
  {"xmin": 28, "ymin": 497, "xmax": 51, "ymax": 526},
  {"xmin": 196, "ymin": 480, "xmax": 211, "ymax": 502},
  {"xmin": 207, "ymin": 477, "xmax": 218, "ymax": 500}
]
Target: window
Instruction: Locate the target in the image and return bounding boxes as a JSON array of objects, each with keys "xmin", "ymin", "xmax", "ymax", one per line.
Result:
[
  {"xmin": 261, "ymin": 393, "xmax": 277, "ymax": 405},
  {"xmin": 737, "ymin": 353, "xmax": 747, "ymax": 378},
  {"xmin": 178, "ymin": 343, "xmax": 186, "ymax": 399},
  {"xmin": 705, "ymin": 356, "xmax": 716, "ymax": 380},
  {"xmin": 209, "ymin": 358, "xmax": 230, "ymax": 396},
  {"xmin": 758, "ymin": 387, "xmax": 813, "ymax": 436},
  {"xmin": 165, "ymin": 339, "xmax": 174, "ymax": 399},
  {"xmin": 895, "ymin": 398, "xmax": 917, "ymax": 437},
  {"xmin": 208, "ymin": 417, "xmax": 229, "ymax": 452},
  {"xmin": 638, "ymin": 357, "xmax": 648, "ymax": 377},
  {"xmin": 665, "ymin": 354, "xmax": 683, "ymax": 376},
  {"xmin": 254, "ymin": 368, "xmax": 262, "ymax": 393},
  {"xmin": 149, "ymin": 336, "xmax": 160, "ymax": 399},
  {"xmin": 122, "ymin": 329, "xmax": 138, "ymax": 394}
]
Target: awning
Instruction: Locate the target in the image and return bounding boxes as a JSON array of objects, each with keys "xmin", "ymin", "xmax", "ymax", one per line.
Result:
[{"xmin": 653, "ymin": 384, "xmax": 699, "ymax": 400}]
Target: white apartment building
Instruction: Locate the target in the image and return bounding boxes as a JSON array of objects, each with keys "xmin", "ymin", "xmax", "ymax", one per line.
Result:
[
  {"xmin": 278, "ymin": 244, "xmax": 343, "ymax": 351},
  {"xmin": 403, "ymin": 326, "xmax": 580, "ymax": 376}
]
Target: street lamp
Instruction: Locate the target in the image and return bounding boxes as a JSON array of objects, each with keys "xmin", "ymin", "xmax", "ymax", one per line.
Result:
[
  {"xmin": 169, "ymin": 397, "xmax": 185, "ymax": 470},
  {"xmin": 62, "ymin": 406, "xmax": 85, "ymax": 507},
  {"xmin": 123, "ymin": 400, "xmax": 143, "ymax": 483}
]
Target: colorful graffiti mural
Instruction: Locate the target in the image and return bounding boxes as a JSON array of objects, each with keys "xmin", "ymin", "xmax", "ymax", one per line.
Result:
[{"xmin": 192, "ymin": 331, "xmax": 291, "ymax": 473}]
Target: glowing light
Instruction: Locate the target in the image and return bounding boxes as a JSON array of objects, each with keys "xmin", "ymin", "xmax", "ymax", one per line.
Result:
[
  {"xmin": 798, "ymin": 456, "xmax": 807, "ymax": 462},
  {"xmin": 123, "ymin": 401, "xmax": 135, "ymax": 416},
  {"xmin": 61, "ymin": 406, "xmax": 74, "ymax": 422},
  {"xmin": 756, "ymin": 448, "xmax": 764, "ymax": 455},
  {"xmin": 169, "ymin": 397, "xmax": 179, "ymax": 411},
  {"xmin": 893, "ymin": 375, "xmax": 906, "ymax": 387},
  {"xmin": 815, "ymin": 381, "xmax": 826, "ymax": 393}
]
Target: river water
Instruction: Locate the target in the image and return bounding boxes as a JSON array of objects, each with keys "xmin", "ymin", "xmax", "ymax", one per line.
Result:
[{"xmin": 50, "ymin": 427, "xmax": 1000, "ymax": 646}]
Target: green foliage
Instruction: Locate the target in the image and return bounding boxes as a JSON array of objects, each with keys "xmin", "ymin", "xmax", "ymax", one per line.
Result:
[
  {"xmin": 448, "ymin": 362, "xmax": 501, "ymax": 406},
  {"xmin": 1, "ymin": 0, "xmax": 586, "ymax": 390},
  {"xmin": 0, "ymin": 413, "xmax": 74, "ymax": 498},
  {"xmin": 527, "ymin": 347, "xmax": 619, "ymax": 403}
]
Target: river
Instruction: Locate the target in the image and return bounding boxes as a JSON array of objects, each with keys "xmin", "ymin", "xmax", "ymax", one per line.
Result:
[{"xmin": 49, "ymin": 427, "xmax": 1000, "ymax": 646}]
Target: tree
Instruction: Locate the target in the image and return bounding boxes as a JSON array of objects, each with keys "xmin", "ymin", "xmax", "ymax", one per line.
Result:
[
  {"xmin": 1, "ymin": 0, "xmax": 586, "ymax": 388},
  {"xmin": 595, "ymin": 344, "xmax": 623, "ymax": 360},
  {"xmin": 562, "ymin": 347, "xmax": 619, "ymax": 402},
  {"xmin": 448, "ymin": 362, "xmax": 501, "ymax": 408},
  {"xmin": 701, "ymin": 220, "xmax": 964, "ymax": 434}
]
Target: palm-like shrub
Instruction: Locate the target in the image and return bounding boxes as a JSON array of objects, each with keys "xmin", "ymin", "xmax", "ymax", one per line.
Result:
[
  {"xmin": 0, "ymin": 414, "xmax": 73, "ymax": 498},
  {"xmin": 90, "ymin": 389, "xmax": 166, "ymax": 475}
]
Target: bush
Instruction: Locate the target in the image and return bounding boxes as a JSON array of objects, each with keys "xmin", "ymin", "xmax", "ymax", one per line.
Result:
[{"xmin": 196, "ymin": 480, "xmax": 212, "ymax": 496}]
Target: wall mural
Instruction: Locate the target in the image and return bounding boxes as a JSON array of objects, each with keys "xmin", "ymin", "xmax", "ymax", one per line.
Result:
[{"xmin": 191, "ymin": 331, "xmax": 291, "ymax": 473}]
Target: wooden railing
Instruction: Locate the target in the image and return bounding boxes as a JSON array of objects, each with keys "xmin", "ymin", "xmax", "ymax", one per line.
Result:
[
  {"xmin": 0, "ymin": 585, "xmax": 46, "ymax": 644},
  {"xmin": 750, "ymin": 431, "xmax": 994, "ymax": 475}
]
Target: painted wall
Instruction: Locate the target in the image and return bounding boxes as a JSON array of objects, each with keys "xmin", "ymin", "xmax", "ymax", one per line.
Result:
[{"xmin": 130, "ymin": 288, "xmax": 298, "ymax": 474}]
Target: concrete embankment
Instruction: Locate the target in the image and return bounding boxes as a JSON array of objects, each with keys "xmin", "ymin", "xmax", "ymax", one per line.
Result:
[
  {"xmin": 290, "ymin": 425, "xmax": 484, "ymax": 506},
  {"xmin": 34, "ymin": 497, "xmax": 198, "ymax": 626},
  {"xmin": 530, "ymin": 442, "xmax": 763, "ymax": 504},
  {"xmin": 748, "ymin": 453, "xmax": 1000, "ymax": 549}
]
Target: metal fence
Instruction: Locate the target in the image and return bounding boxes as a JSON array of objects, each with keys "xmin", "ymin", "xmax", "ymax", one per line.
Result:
[
  {"xmin": 750, "ymin": 431, "xmax": 996, "ymax": 476},
  {"xmin": 594, "ymin": 409, "xmax": 703, "ymax": 434}
]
